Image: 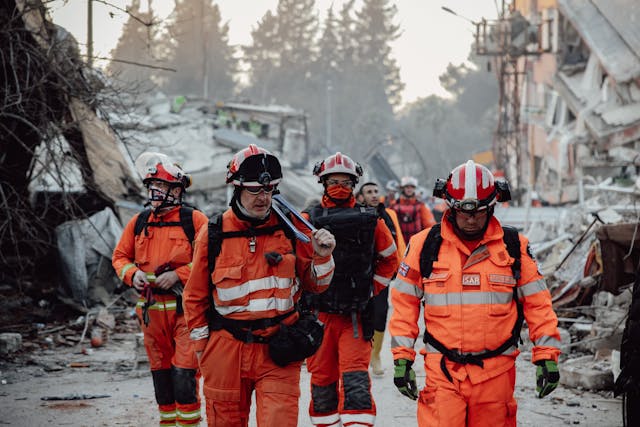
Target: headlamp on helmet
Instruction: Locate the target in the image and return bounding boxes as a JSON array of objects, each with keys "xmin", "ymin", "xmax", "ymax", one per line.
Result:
[
  {"xmin": 435, "ymin": 160, "xmax": 509, "ymax": 213},
  {"xmin": 226, "ymin": 144, "xmax": 283, "ymax": 188}
]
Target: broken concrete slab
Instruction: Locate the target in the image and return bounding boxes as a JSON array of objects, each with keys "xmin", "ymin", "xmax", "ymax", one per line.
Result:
[
  {"xmin": 0, "ymin": 332, "xmax": 22, "ymax": 354},
  {"xmin": 560, "ymin": 355, "xmax": 613, "ymax": 391}
]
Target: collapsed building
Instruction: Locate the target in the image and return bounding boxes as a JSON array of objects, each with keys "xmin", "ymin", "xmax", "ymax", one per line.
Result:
[{"xmin": 473, "ymin": 1, "xmax": 640, "ymax": 423}]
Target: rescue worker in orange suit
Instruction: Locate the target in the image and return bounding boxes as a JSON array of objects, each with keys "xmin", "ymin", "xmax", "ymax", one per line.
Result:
[
  {"xmin": 357, "ymin": 182, "xmax": 406, "ymax": 376},
  {"xmin": 182, "ymin": 145, "xmax": 337, "ymax": 427},
  {"xmin": 112, "ymin": 152, "xmax": 207, "ymax": 426},
  {"xmin": 389, "ymin": 160, "xmax": 561, "ymax": 427},
  {"xmin": 390, "ymin": 176, "xmax": 436, "ymax": 244},
  {"xmin": 304, "ymin": 153, "xmax": 399, "ymax": 427}
]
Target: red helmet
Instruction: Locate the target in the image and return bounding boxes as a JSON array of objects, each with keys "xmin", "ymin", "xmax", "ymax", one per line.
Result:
[
  {"xmin": 443, "ymin": 160, "xmax": 498, "ymax": 211},
  {"xmin": 226, "ymin": 144, "xmax": 282, "ymax": 187},
  {"xmin": 313, "ymin": 152, "xmax": 363, "ymax": 183},
  {"xmin": 135, "ymin": 152, "xmax": 191, "ymax": 188}
]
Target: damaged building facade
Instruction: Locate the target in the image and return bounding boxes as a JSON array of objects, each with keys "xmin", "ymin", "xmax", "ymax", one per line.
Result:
[
  {"xmin": 474, "ymin": 1, "xmax": 640, "ymax": 423},
  {"xmin": 483, "ymin": 0, "xmax": 640, "ymax": 204}
]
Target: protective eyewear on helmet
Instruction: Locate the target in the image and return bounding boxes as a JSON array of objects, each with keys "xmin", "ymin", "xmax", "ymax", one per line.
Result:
[
  {"xmin": 452, "ymin": 199, "xmax": 487, "ymax": 213},
  {"xmin": 244, "ymin": 184, "xmax": 277, "ymax": 195},
  {"xmin": 326, "ymin": 178, "xmax": 354, "ymax": 188}
]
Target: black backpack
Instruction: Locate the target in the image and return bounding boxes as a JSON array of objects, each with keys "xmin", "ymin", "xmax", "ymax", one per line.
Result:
[
  {"xmin": 418, "ymin": 223, "xmax": 524, "ymax": 382},
  {"xmin": 133, "ymin": 206, "xmax": 197, "ymax": 245}
]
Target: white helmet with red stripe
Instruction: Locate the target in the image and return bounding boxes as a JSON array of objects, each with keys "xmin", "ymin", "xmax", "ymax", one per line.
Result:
[
  {"xmin": 443, "ymin": 160, "xmax": 499, "ymax": 212},
  {"xmin": 313, "ymin": 152, "xmax": 363, "ymax": 183}
]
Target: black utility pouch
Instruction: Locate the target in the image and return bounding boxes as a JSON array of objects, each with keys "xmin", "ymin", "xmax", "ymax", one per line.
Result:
[{"xmin": 269, "ymin": 313, "xmax": 325, "ymax": 367}]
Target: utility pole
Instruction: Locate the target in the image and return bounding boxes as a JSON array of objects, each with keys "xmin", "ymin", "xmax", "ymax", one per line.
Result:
[
  {"xmin": 201, "ymin": 2, "xmax": 208, "ymax": 99},
  {"xmin": 326, "ymin": 79, "xmax": 332, "ymax": 151},
  {"xmin": 87, "ymin": 0, "xmax": 93, "ymax": 67}
]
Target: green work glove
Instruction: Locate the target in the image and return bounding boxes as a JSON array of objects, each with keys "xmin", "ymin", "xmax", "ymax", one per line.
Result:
[
  {"xmin": 536, "ymin": 360, "xmax": 559, "ymax": 398},
  {"xmin": 394, "ymin": 359, "xmax": 418, "ymax": 400}
]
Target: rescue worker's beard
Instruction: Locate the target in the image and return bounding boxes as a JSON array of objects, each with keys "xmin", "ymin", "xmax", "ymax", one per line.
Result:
[
  {"xmin": 324, "ymin": 184, "xmax": 354, "ymax": 205},
  {"xmin": 448, "ymin": 206, "xmax": 493, "ymax": 241},
  {"xmin": 230, "ymin": 188, "xmax": 271, "ymax": 225}
]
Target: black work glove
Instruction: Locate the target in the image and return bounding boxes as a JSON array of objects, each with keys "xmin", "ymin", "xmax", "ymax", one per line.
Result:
[
  {"xmin": 536, "ymin": 360, "xmax": 559, "ymax": 398},
  {"xmin": 394, "ymin": 359, "xmax": 418, "ymax": 400}
]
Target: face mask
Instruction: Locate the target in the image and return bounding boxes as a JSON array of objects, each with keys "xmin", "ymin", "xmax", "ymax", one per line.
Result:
[{"xmin": 326, "ymin": 184, "xmax": 353, "ymax": 200}]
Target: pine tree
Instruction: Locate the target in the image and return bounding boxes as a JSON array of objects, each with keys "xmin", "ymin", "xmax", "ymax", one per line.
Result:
[
  {"xmin": 107, "ymin": 0, "xmax": 159, "ymax": 90},
  {"xmin": 242, "ymin": 10, "xmax": 280, "ymax": 102},
  {"xmin": 355, "ymin": 0, "xmax": 404, "ymax": 108},
  {"xmin": 161, "ymin": 0, "xmax": 236, "ymax": 99},
  {"xmin": 243, "ymin": 0, "xmax": 317, "ymax": 104}
]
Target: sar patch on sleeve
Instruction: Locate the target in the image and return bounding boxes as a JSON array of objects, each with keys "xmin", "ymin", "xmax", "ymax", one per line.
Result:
[{"xmin": 398, "ymin": 262, "xmax": 410, "ymax": 277}]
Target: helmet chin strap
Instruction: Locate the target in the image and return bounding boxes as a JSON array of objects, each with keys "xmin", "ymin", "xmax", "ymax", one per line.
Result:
[{"xmin": 147, "ymin": 185, "xmax": 183, "ymax": 214}]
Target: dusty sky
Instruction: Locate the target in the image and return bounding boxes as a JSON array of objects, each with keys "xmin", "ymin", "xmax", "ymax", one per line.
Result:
[{"xmin": 48, "ymin": 0, "xmax": 499, "ymax": 105}]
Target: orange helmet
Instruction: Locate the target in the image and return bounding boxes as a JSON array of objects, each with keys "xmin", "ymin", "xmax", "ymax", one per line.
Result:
[
  {"xmin": 135, "ymin": 152, "xmax": 191, "ymax": 188},
  {"xmin": 226, "ymin": 144, "xmax": 282, "ymax": 187},
  {"xmin": 312, "ymin": 152, "xmax": 363, "ymax": 183},
  {"xmin": 434, "ymin": 160, "xmax": 510, "ymax": 212}
]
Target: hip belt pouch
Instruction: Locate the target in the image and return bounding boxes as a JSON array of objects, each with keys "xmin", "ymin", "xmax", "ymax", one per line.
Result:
[{"xmin": 269, "ymin": 313, "xmax": 325, "ymax": 367}]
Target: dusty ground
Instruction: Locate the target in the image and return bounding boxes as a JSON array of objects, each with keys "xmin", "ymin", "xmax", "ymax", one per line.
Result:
[{"xmin": 0, "ymin": 323, "xmax": 622, "ymax": 427}]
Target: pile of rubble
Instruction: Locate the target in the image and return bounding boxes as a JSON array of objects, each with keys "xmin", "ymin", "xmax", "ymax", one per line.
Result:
[{"xmin": 510, "ymin": 177, "xmax": 640, "ymax": 394}]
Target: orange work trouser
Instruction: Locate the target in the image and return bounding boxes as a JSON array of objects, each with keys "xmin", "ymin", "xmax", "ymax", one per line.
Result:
[
  {"xmin": 137, "ymin": 295, "xmax": 201, "ymax": 426},
  {"xmin": 418, "ymin": 362, "xmax": 517, "ymax": 427},
  {"xmin": 306, "ymin": 313, "xmax": 376, "ymax": 427},
  {"xmin": 199, "ymin": 329, "xmax": 302, "ymax": 427}
]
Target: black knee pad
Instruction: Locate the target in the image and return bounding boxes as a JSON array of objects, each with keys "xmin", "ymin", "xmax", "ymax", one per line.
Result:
[
  {"xmin": 343, "ymin": 371, "xmax": 372, "ymax": 410},
  {"xmin": 311, "ymin": 381, "xmax": 339, "ymax": 413},
  {"xmin": 172, "ymin": 366, "xmax": 198, "ymax": 404},
  {"xmin": 152, "ymin": 369, "xmax": 175, "ymax": 405}
]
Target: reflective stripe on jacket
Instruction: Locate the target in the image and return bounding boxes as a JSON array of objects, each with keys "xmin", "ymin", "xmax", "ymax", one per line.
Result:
[{"xmin": 389, "ymin": 214, "xmax": 561, "ymax": 384}]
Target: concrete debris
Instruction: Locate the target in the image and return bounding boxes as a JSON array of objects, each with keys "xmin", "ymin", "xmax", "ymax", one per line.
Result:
[{"xmin": 0, "ymin": 333, "xmax": 22, "ymax": 354}]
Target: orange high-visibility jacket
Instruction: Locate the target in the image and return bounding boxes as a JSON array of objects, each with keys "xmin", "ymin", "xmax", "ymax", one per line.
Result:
[
  {"xmin": 183, "ymin": 209, "xmax": 335, "ymax": 352},
  {"xmin": 112, "ymin": 207, "xmax": 209, "ymax": 286},
  {"xmin": 385, "ymin": 207, "xmax": 406, "ymax": 257},
  {"xmin": 389, "ymin": 214, "xmax": 561, "ymax": 384}
]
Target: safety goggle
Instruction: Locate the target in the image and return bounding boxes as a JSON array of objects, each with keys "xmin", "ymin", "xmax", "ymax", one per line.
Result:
[
  {"xmin": 244, "ymin": 184, "xmax": 277, "ymax": 195},
  {"xmin": 326, "ymin": 179, "xmax": 354, "ymax": 188},
  {"xmin": 451, "ymin": 199, "xmax": 488, "ymax": 213}
]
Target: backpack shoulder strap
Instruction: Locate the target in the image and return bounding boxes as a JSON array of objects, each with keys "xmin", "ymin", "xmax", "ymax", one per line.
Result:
[
  {"xmin": 207, "ymin": 213, "xmax": 224, "ymax": 275},
  {"xmin": 501, "ymin": 225, "xmax": 521, "ymax": 280},
  {"xmin": 133, "ymin": 209, "xmax": 153, "ymax": 237},
  {"xmin": 179, "ymin": 206, "xmax": 196, "ymax": 244},
  {"xmin": 419, "ymin": 223, "xmax": 443, "ymax": 278}
]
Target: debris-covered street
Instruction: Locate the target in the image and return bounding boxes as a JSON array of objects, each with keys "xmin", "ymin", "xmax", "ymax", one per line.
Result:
[{"xmin": 0, "ymin": 324, "xmax": 623, "ymax": 426}]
